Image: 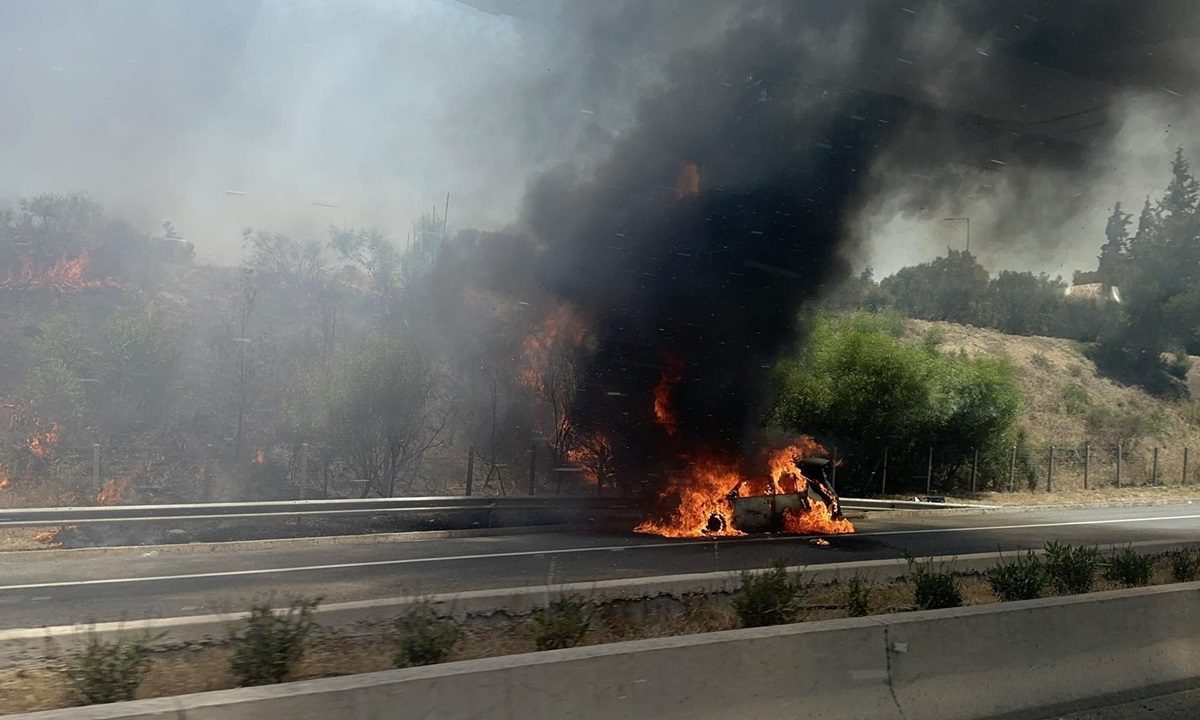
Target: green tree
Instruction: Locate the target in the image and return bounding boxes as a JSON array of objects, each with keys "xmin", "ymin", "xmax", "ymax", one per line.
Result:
[
  {"xmin": 324, "ymin": 337, "xmax": 448, "ymax": 496},
  {"xmin": 1097, "ymin": 203, "xmax": 1131, "ymax": 288},
  {"xmin": 986, "ymin": 271, "xmax": 1066, "ymax": 336},
  {"xmin": 880, "ymin": 250, "xmax": 989, "ymax": 325},
  {"xmin": 770, "ymin": 313, "xmax": 1022, "ymax": 493}
]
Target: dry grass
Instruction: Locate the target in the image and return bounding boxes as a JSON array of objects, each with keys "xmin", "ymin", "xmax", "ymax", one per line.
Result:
[
  {"xmin": 0, "ymin": 528, "xmax": 49, "ymax": 551},
  {"xmin": 905, "ymin": 320, "xmax": 1200, "ymax": 494},
  {"xmin": 5, "ymin": 557, "xmax": 1183, "ymax": 715}
]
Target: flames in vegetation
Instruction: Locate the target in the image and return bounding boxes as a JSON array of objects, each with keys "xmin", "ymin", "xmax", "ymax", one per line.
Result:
[
  {"xmin": 27, "ymin": 422, "xmax": 60, "ymax": 458},
  {"xmin": 517, "ymin": 305, "xmax": 586, "ymax": 398},
  {"xmin": 653, "ymin": 355, "xmax": 684, "ymax": 437},
  {"xmin": 634, "ymin": 438, "xmax": 855, "ymax": 538},
  {"xmin": 0, "ymin": 466, "xmax": 9, "ymax": 491},
  {"xmin": 1, "ymin": 253, "xmax": 115, "ymax": 292},
  {"xmin": 97, "ymin": 477, "xmax": 130, "ymax": 506}
]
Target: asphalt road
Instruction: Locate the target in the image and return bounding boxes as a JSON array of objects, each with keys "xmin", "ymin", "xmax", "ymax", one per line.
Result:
[{"xmin": 1, "ymin": 502, "xmax": 1199, "ymax": 630}]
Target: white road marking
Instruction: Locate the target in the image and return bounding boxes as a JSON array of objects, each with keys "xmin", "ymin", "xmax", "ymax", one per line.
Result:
[{"xmin": 2, "ymin": 513, "xmax": 1199, "ymax": 592}]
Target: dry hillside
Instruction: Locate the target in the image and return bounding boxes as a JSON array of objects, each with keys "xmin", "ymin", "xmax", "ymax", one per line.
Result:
[{"xmin": 903, "ymin": 319, "xmax": 1200, "ymax": 499}]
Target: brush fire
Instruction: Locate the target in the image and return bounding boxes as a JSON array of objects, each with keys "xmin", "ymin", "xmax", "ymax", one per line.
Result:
[{"xmin": 0, "ymin": 253, "xmax": 116, "ymax": 292}]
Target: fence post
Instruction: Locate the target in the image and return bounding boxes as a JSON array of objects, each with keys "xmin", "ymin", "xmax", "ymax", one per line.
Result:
[
  {"xmin": 1152, "ymin": 446, "xmax": 1159, "ymax": 486},
  {"xmin": 926, "ymin": 446, "xmax": 933, "ymax": 494},
  {"xmin": 528, "ymin": 442, "xmax": 537, "ymax": 496},
  {"xmin": 1009, "ymin": 445, "xmax": 1017, "ymax": 492},
  {"xmin": 465, "ymin": 445, "xmax": 475, "ymax": 496},
  {"xmin": 92, "ymin": 443, "xmax": 101, "ymax": 487},
  {"xmin": 831, "ymin": 446, "xmax": 838, "ymax": 493},
  {"xmin": 1083, "ymin": 442, "xmax": 1090, "ymax": 490},
  {"xmin": 1047, "ymin": 446, "xmax": 1054, "ymax": 493},
  {"xmin": 1185, "ymin": 447, "xmax": 1190, "ymax": 485},
  {"xmin": 881, "ymin": 447, "xmax": 888, "ymax": 495},
  {"xmin": 299, "ymin": 443, "xmax": 308, "ymax": 500},
  {"xmin": 1116, "ymin": 441, "xmax": 1122, "ymax": 488},
  {"xmin": 970, "ymin": 448, "xmax": 978, "ymax": 493}
]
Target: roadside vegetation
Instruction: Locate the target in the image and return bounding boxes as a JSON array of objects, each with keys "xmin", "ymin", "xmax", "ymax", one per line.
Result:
[{"xmin": 14, "ymin": 543, "xmax": 1179, "ymax": 713}]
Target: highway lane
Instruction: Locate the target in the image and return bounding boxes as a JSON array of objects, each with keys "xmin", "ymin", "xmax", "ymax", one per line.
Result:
[{"xmin": 1, "ymin": 503, "xmax": 1198, "ymax": 630}]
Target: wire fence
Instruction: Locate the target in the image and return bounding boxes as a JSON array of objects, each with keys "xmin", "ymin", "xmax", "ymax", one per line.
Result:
[{"xmin": 868, "ymin": 440, "xmax": 1199, "ymax": 496}]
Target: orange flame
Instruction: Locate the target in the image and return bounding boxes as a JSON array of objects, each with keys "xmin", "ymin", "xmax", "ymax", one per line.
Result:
[
  {"xmin": 652, "ymin": 356, "xmax": 684, "ymax": 437},
  {"xmin": 635, "ymin": 453, "xmax": 744, "ymax": 538},
  {"xmin": 27, "ymin": 422, "xmax": 60, "ymax": 458},
  {"xmin": 0, "ymin": 466, "xmax": 10, "ymax": 491},
  {"xmin": 33, "ymin": 528, "xmax": 65, "ymax": 546},
  {"xmin": 254, "ymin": 449, "xmax": 266, "ymax": 464},
  {"xmin": 636, "ymin": 437, "xmax": 856, "ymax": 538},
  {"xmin": 675, "ymin": 163, "xmax": 700, "ymax": 199},
  {"xmin": 517, "ymin": 305, "xmax": 586, "ymax": 397},
  {"xmin": 565, "ymin": 431, "xmax": 614, "ymax": 487},
  {"xmin": 97, "ymin": 477, "xmax": 130, "ymax": 506},
  {"xmin": 1, "ymin": 253, "xmax": 115, "ymax": 292}
]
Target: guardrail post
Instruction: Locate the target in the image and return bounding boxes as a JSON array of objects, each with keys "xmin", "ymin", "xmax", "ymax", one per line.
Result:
[
  {"xmin": 1083, "ymin": 442, "xmax": 1090, "ymax": 490},
  {"xmin": 465, "ymin": 446, "xmax": 475, "ymax": 496},
  {"xmin": 1047, "ymin": 446, "xmax": 1054, "ymax": 493},
  {"xmin": 1152, "ymin": 446, "xmax": 1159, "ymax": 486},
  {"xmin": 528, "ymin": 442, "xmax": 537, "ymax": 496}
]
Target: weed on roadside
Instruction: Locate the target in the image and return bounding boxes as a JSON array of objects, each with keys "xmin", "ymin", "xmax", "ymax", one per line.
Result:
[
  {"xmin": 66, "ymin": 632, "xmax": 160, "ymax": 704},
  {"xmin": 531, "ymin": 595, "xmax": 594, "ymax": 651},
  {"xmin": 229, "ymin": 597, "xmax": 320, "ymax": 686},
  {"xmin": 1103, "ymin": 546, "xmax": 1154, "ymax": 587},
  {"xmin": 731, "ymin": 560, "xmax": 811, "ymax": 628},
  {"xmin": 986, "ymin": 551, "xmax": 1046, "ymax": 601},
  {"xmin": 1044, "ymin": 541, "xmax": 1098, "ymax": 594},
  {"xmin": 394, "ymin": 602, "xmax": 461, "ymax": 667}
]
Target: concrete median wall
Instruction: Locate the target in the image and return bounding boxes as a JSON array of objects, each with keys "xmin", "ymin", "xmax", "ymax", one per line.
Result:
[{"xmin": 12, "ymin": 581, "xmax": 1200, "ymax": 720}]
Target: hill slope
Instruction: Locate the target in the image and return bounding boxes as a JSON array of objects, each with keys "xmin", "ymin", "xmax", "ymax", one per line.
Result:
[{"xmin": 903, "ymin": 319, "xmax": 1200, "ymax": 497}]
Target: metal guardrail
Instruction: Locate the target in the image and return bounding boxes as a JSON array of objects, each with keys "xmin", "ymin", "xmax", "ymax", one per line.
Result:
[
  {"xmin": 0, "ymin": 496, "xmax": 637, "ymax": 528},
  {"xmin": 0, "ymin": 496, "xmax": 985, "ymax": 529}
]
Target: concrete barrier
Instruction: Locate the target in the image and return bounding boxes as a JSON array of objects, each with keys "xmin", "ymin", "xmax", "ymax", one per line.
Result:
[
  {"xmin": 8, "ymin": 539, "xmax": 1199, "ymax": 667},
  {"xmin": 11, "ymin": 580, "xmax": 1200, "ymax": 720}
]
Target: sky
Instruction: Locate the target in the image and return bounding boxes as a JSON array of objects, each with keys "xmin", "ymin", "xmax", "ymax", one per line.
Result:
[{"xmin": 1, "ymin": 0, "xmax": 1197, "ymax": 281}]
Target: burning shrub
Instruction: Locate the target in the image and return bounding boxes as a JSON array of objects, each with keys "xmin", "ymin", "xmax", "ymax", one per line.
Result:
[
  {"xmin": 531, "ymin": 595, "xmax": 594, "ymax": 651},
  {"xmin": 1170, "ymin": 548, "xmax": 1200, "ymax": 581},
  {"xmin": 986, "ymin": 551, "xmax": 1046, "ymax": 601},
  {"xmin": 394, "ymin": 602, "xmax": 460, "ymax": 667},
  {"xmin": 841, "ymin": 573, "xmax": 874, "ymax": 617},
  {"xmin": 731, "ymin": 561, "xmax": 811, "ymax": 627},
  {"xmin": 906, "ymin": 556, "xmax": 962, "ymax": 610},
  {"xmin": 229, "ymin": 598, "xmax": 320, "ymax": 686},
  {"xmin": 1044, "ymin": 541, "xmax": 1098, "ymax": 594},
  {"xmin": 1103, "ymin": 546, "xmax": 1154, "ymax": 588},
  {"xmin": 66, "ymin": 631, "xmax": 159, "ymax": 704}
]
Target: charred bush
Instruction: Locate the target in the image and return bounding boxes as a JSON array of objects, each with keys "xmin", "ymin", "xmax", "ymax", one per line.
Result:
[
  {"xmin": 229, "ymin": 598, "xmax": 320, "ymax": 686},
  {"xmin": 394, "ymin": 602, "xmax": 460, "ymax": 667},
  {"xmin": 531, "ymin": 595, "xmax": 594, "ymax": 651}
]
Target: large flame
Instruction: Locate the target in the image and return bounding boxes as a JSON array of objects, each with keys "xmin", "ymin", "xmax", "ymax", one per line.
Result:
[
  {"xmin": 635, "ymin": 453, "xmax": 745, "ymax": 538},
  {"xmin": 674, "ymin": 163, "xmax": 700, "ymax": 199},
  {"xmin": 27, "ymin": 422, "xmax": 60, "ymax": 458},
  {"xmin": 517, "ymin": 305, "xmax": 586, "ymax": 398},
  {"xmin": 565, "ymin": 431, "xmax": 614, "ymax": 487},
  {"xmin": 636, "ymin": 437, "xmax": 856, "ymax": 538},
  {"xmin": 652, "ymin": 356, "xmax": 684, "ymax": 437},
  {"xmin": 1, "ymin": 253, "xmax": 115, "ymax": 292}
]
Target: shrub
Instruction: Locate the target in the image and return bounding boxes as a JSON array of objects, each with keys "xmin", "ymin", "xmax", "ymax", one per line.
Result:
[
  {"xmin": 66, "ymin": 632, "xmax": 158, "ymax": 704},
  {"xmin": 1029, "ymin": 352, "xmax": 1052, "ymax": 370},
  {"xmin": 921, "ymin": 326, "xmax": 946, "ymax": 353},
  {"xmin": 1171, "ymin": 549, "xmax": 1200, "ymax": 581},
  {"xmin": 731, "ymin": 561, "xmax": 810, "ymax": 628},
  {"xmin": 1060, "ymin": 384, "xmax": 1091, "ymax": 415},
  {"xmin": 531, "ymin": 595, "xmax": 594, "ymax": 650},
  {"xmin": 842, "ymin": 573, "xmax": 873, "ymax": 617},
  {"xmin": 986, "ymin": 551, "xmax": 1046, "ymax": 601},
  {"xmin": 907, "ymin": 555, "xmax": 962, "ymax": 610},
  {"xmin": 1103, "ymin": 546, "xmax": 1154, "ymax": 587},
  {"xmin": 1044, "ymin": 541, "xmax": 1098, "ymax": 594},
  {"xmin": 394, "ymin": 602, "xmax": 460, "ymax": 667},
  {"xmin": 229, "ymin": 598, "xmax": 320, "ymax": 686}
]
